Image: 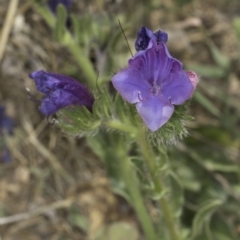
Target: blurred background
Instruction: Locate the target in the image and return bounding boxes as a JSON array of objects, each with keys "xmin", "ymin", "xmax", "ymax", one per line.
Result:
[{"xmin": 0, "ymin": 0, "xmax": 240, "ymax": 239}]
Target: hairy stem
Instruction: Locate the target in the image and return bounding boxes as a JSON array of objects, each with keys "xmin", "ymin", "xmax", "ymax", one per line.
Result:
[
  {"xmin": 116, "ymin": 145, "xmax": 158, "ymax": 240},
  {"xmin": 137, "ymin": 128, "xmax": 181, "ymax": 240}
]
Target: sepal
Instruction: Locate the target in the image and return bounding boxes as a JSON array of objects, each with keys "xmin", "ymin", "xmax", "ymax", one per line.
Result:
[
  {"xmin": 56, "ymin": 105, "xmax": 101, "ymax": 137},
  {"xmin": 56, "ymin": 87, "xmax": 112, "ymax": 137}
]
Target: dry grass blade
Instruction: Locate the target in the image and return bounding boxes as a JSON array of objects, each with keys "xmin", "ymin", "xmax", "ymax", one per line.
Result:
[
  {"xmin": 0, "ymin": 0, "xmax": 19, "ymax": 62},
  {"xmin": 0, "ymin": 198, "xmax": 74, "ymax": 225},
  {"xmin": 22, "ymin": 117, "xmax": 74, "ymax": 184}
]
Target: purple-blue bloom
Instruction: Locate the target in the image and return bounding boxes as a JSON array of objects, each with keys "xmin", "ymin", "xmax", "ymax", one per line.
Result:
[
  {"xmin": 1, "ymin": 148, "xmax": 11, "ymax": 163},
  {"xmin": 0, "ymin": 106, "xmax": 14, "ymax": 134},
  {"xmin": 48, "ymin": 0, "xmax": 72, "ymax": 14},
  {"xmin": 0, "ymin": 106, "xmax": 14, "ymax": 163},
  {"xmin": 29, "ymin": 70, "xmax": 94, "ymax": 116},
  {"xmin": 112, "ymin": 40, "xmax": 197, "ymax": 132},
  {"xmin": 135, "ymin": 26, "xmax": 168, "ymax": 51}
]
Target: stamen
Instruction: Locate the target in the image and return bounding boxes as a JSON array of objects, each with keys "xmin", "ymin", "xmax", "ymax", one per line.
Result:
[
  {"xmin": 168, "ymin": 97, "xmax": 172, "ymax": 104},
  {"xmin": 138, "ymin": 92, "xmax": 143, "ymax": 101},
  {"xmin": 137, "ymin": 92, "xmax": 151, "ymax": 102},
  {"xmin": 149, "ymin": 84, "xmax": 160, "ymax": 96}
]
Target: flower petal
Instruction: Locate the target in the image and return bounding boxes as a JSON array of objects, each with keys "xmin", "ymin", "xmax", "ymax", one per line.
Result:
[
  {"xmin": 39, "ymin": 98, "xmax": 58, "ymax": 116},
  {"xmin": 154, "ymin": 30, "xmax": 168, "ymax": 44},
  {"xmin": 136, "ymin": 95, "xmax": 174, "ymax": 132},
  {"xmin": 29, "ymin": 70, "xmax": 94, "ymax": 112},
  {"xmin": 135, "ymin": 26, "xmax": 155, "ymax": 51},
  {"xmin": 29, "ymin": 70, "xmax": 60, "ymax": 94},
  {"xmin": 130, "ymin": 41, "xmax": 182, "ymax": 85},
  {"xmin": 39, "ymin": 89, "xmax": 86, "ymax": 115},
  {"xmin": 30, "ymin": 70, "xmax": 94, "ymax": 115},
  {"xmin": 161, "ymin": 70, "xmax": 194, "ymax": 105},
  {"xmin": 135, "ymin": 27, "xmax": 168, "ymax": 51},
  {"xmin": 111, "ymin": 68, "xmax": 150, "ymax": 103}
]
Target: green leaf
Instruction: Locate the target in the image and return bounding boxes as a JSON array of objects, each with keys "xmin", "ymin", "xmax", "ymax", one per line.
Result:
[
  {"xmin": 204, "ymin": 161, "xmax": 240, "ymax": 173},
  {"xmin": 211, "ymin": 217, "xmax": 238, "ymax": 240},
  {"xmin": 110, "ymin": 179, "xmax": 131, "ymax": 203},
  {"xmin": 87, "ymin": 135, "xmax": 106, "ymax": 160},
  {"xmin": 53, "ymin": 4, "xmax": 67, "ymax": 42},
  {"xmin": 94, "ymin": 222, "xmax": 139, "ymax": 240},
  {"xmin": 150, "ymin": 188, "xmax": 168, "ymax": 201},
  {"xmin": 87, "ymin": 132, "xmax": 129, "ymax": 184},
  {"xmin": 71, "ymin": 14, "xmax": 81, "ymax": 43},
  {"xmin": 191, "ymin": 199, "xmax": 223, "ymax": 238},
  {"xmin": 186, "ymin": 64, "xmax": 226, "ymax": 78},
  {"xmin": 233, "ymin": 17, "xmax": 240, "ymax": 43},
  {"xmin": 69, "ymin": 213, "xmax": 88, "ymax": 232},
  {"xmin": 168, "ymin": 171, "xmax": 184, "ymax": 217},
  {"xmin": 71, "ymin": 14, "xmax": 91, "ymax": 49},
  {"xmin": 29, "ymin": 0, "xmax": 56, "ymax": 27},
  {"xmin": 193, "ymin": 92, "xmax": 220, "ymax": 117},
  {"xmin": 207, "ymin": 41, "xmax": 230, "ymax": 70},
  {"xmin": 176, "ymin": 165, "xmax": 201, "ymax": 192}
]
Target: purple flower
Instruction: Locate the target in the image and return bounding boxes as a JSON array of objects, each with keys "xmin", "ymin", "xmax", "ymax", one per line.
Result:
[
  {"xmin": 0, "ymin": 106, "xmax": 14, "ymax": 134},
  {"xmin": 48, "ymin": 0, "xmax": 72, "ymax": 14},
  {"xmin": 112, "ymin": 40, "xmax": 198, "ymax": 132},
  {"xmin": 0, "ymin": 106, "xmax": 14, "ymax": 163},
  {"xmin": 29, "ymin": 70, "xmax": 94, "ymax": 116},
  {"xmin": 135, "ymin": 26, "xmax": 168, "ymax": 51},
  {"xmin": 1, "ymin": 148, "xmax": 11, "ymax": 163}
]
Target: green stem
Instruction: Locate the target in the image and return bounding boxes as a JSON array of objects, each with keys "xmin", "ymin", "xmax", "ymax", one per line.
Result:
[
  {"xmin": 105, "ymin": 120, "xmax": 137, "ymax": 135},
  {"xmin": 116, "ymin": 146, "xmax": 158, "ymax": 240},
  {"xmin": 29, "ymin": 0, "xmax": 96, "ymax": 88},
  {"xmin": 137, "ymin": 128, "xmax": 181, "ymax": 240},
  {"xmin": 67, "ymin": 41, "xmax": 96, "ymax": 88}
]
